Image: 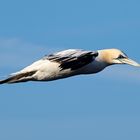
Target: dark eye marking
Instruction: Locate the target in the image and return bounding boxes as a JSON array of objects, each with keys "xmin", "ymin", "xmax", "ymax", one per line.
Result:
[{"xmin": 117, "ymin": 54, "xmax": 126, "ymax": 59}]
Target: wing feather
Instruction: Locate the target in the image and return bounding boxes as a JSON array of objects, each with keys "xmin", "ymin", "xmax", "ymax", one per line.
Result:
[{"xmin": 44, "ymin": 49, "xmax": 98, "ymax": 70}]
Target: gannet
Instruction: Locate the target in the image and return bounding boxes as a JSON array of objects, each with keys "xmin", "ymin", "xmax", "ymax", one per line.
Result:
[{"xmin": 0, "ymin": 48, "xmax": 139, "ymax": 84}]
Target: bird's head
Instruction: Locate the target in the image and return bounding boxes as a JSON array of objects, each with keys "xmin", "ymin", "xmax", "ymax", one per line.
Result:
[{"xmin": 98, "ymin": 49, "xmax": 140, "ymax": 67}]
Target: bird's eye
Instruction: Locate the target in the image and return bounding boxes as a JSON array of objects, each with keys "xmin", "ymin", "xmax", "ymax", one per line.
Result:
[{"xmin": 117, "ymin": 54, "xmax": 126, "ymax": 59}]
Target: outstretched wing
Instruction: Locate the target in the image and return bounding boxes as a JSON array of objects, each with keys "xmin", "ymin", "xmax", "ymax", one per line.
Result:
[{"xmin": 44, "ymin": 49, "xmax": 98, "ymax": 70}]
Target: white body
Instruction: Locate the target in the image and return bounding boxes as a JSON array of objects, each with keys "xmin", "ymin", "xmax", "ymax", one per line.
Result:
[
  {"xmin": 14, "ymin": 58, "xmax": 107, "ymax": 81},
  {"xmin": 0, "ymin": 48, "xmax": 139, "ymax": 84}
]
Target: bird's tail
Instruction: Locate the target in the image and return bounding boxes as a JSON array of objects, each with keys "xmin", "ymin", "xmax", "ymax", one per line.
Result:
[{"xmin": 0, "ymin": 71, "xmax": 37, "ymax": 84}]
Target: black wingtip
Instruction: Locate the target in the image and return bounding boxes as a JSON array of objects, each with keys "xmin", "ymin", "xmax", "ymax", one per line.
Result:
[
  {"xmin": 0, "ymin": 71, "xmax": 37, "ymax": 84},
  {"xmin": 0, "ymin": 78, "xmax": 13, "ymax": 84}
]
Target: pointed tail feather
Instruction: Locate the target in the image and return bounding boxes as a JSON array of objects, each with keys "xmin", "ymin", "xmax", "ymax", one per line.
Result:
[{"xmin": 0, "ymin": 71, "xmax": 37, "ymax": 84}]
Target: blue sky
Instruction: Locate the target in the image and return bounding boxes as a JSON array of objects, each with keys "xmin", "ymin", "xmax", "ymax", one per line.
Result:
[{"xmin": 0, "ymin": 0, "xmax": 140, "ymax": 140}]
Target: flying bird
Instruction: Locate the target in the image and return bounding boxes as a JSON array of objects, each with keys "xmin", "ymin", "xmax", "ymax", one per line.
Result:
[{"xmin": 0, "ymin": 48, "xmax": 139, "ymax": 84}]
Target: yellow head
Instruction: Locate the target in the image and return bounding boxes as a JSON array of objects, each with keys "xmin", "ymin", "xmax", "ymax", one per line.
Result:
[{"xmin": 98, "ymin": 49, "xmax": 140, "ymax": 66}]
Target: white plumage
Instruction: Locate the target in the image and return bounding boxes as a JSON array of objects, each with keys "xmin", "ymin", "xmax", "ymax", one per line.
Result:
[{"xmin": 0, "ymin": 48, "xmax": 139, "ymax": 84}]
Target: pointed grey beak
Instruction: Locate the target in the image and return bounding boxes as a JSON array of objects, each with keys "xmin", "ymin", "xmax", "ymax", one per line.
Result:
[{"xmin": 120, "ymin": 58, "xmax": 140, "ymax": 67}]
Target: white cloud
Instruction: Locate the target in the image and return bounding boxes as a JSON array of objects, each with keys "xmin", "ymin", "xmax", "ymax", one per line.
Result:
[{"xmin": 0, "ymin": 38, "xmax": 56, "ymax": 68}]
